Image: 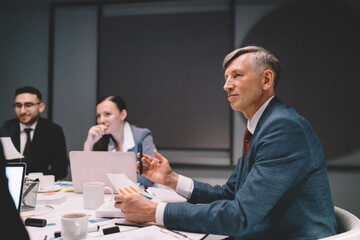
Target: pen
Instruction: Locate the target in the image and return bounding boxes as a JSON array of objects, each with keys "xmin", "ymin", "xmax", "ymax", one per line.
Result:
[
  {"xmin": 115, "ymin": 222, "xmax": 145, "ymax": 228},
  {"xmin": 138, "ymin": 141, "xmax": 143, "ymax": 175}
]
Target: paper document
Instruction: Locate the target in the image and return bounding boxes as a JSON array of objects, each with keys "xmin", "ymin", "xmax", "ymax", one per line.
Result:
[
  {"xmin": 100, "ymin": 225, "xmax": 206, "ymax": 240},
  {"xmin": 0, "ymin": 137, "xmax": 23, "ymax": 160},
  {"xmin": 147, "ymin": 186, "xmax": 186, "ymax": 203},
  {"xmin": 107, "ymin": 173, "xmax": 186, "ymax": 203},
  {"xmin": 107, "ymin": 173, "xmax": 159, "ymax": 202}
]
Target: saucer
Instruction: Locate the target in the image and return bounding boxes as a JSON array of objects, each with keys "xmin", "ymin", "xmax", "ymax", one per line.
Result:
[{"xmin": 37, "ymin": 185, "xmax": 61, "ymax": 193}]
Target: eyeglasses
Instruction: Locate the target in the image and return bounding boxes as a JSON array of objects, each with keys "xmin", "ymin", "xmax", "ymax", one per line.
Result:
[{"xmin": 13, "ymin": 102, "xmax": 41, "ymax": 110}]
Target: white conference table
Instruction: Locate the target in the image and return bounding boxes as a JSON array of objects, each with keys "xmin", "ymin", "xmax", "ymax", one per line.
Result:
[{"xmin": 21, "ymin": 185, "xmax": 227, "ymax": 240}]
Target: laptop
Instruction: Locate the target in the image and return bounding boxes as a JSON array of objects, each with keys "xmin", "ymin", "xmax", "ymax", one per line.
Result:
[
  {"xmin": 5, "ymin": 162, "xmax": 27, "ymax": 212},
  {"xmin": 69, "ymin": 151, "xmax": 137, "ymax": 193}
]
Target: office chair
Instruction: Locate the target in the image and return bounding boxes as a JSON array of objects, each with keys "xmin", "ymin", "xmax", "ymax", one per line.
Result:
[{"xmin": 320, "ymin": 206, "xmax": 360, "ymax": 240}]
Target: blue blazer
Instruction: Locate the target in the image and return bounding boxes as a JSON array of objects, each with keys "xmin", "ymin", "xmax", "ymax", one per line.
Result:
[
  {"xmin": 93, "ymin": 124, "xmax": 156, "ymax": 187},
  {"xmin": 164, "ymin": 97, "xmax": 337, "ymax": 240}
]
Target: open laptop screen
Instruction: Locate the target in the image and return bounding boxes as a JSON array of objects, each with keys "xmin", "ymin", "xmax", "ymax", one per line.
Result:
[{"xmin": 5, "ymin": 162, "xmax": 26, "ymax": 212}]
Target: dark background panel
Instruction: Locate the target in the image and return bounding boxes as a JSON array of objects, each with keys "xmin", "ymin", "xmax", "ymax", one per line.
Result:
[
  {"xmin": 242, "ymin": 0, "xmax": 360, "ymax": 160},
  {"xmin": 100, "ymin": 11, "xmax": 232, "ymax": 149}
]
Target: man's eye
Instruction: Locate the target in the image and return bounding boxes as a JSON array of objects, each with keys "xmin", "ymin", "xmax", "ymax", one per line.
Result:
[{"xmin": 24, "ymin": 103, "xmax": 34, "ymax": 108}]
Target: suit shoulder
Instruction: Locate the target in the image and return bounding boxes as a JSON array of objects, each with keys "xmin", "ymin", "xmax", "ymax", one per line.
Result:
[
  {"xmin": 0, "ymin": 118, "xmax": 18, "ymax": 134},
  {"xmin": 130, "ymin": 124, "xmax": 151, "ymax": 135},
  {"xmin": 1, "ymin": 118, "xmax": 18, "ymax": 127},
  {"xmin": 129, "ymin": 124, "xmax": 152, "ymax": 142}
]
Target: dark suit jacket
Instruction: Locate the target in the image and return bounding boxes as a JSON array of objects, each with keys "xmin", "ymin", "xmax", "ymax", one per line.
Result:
[
  {"xmin": 164, "ymin": 97, "xmax": 337, "ymax": 240},
  {"xmin": 0, "ymin": 142, "xmax": 29, "ymax": 239},
  {"xmin": 0, "ymin": 118, "xmax": 68, "ymax": 180}
]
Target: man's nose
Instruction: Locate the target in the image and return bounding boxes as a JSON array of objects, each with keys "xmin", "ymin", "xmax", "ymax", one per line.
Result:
[
  {"xmin": 20, "ymin": 106, "xmax": 27, "ymax": 113},
  {"xmin": 223, "ymin": 80, "xmax": 233, "ymax": 92}
]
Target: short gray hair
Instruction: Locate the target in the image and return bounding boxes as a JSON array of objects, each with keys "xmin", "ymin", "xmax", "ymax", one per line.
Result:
[{"xmin": 223, "ymin": 46, "xmax": 281, "ymax": 89}]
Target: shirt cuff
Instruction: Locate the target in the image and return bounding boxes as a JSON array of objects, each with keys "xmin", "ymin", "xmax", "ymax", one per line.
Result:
[
  {"xmin": 155, "ymin": 202, "xmax": 167, "ymax": 226},
  {"xmin": 175, "ymin": 175, "xmax": 194, "ymax": 199}
]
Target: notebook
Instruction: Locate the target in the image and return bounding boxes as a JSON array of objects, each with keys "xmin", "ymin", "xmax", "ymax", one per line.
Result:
[
  {"xmin": 5, "ymin": 162, "xmax": 27, "ymax": 212},
  {"xmin": 69, "ymin": 151, "xmax": 137, "ymax": 193}
]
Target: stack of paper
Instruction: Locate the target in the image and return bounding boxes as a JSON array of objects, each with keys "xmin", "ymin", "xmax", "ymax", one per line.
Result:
[{"xmin": 95, "ymin": 201, "xmax": 123, "ymax": 218}]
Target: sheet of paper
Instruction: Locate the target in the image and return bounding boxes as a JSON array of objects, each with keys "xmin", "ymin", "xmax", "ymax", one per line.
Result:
[
  {"xmin": 147, "ymin": 187, "xmax": 186, "ymax": 203},
  {"xmin": 107, "ymin": 173, "xmax": 158, "ymax": 201},
  {"xmin": 95, "ymin": 225, "xmax": 206, "ymax": 240},
  {"xmin": 0, "ymin": 137, "xmax": 23, "ymax": 160}
]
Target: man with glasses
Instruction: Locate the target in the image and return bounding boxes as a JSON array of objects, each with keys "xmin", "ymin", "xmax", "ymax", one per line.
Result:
[{"xmin": 0, "ymin": 86, "xmax": 68, "ymax": 180}]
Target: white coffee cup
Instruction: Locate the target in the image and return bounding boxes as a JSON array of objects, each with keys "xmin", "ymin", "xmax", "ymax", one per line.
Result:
[
  {"xmin": 27, "ymin": 172, "xmax": 43, "ymax": 180},
  {"xmin": 83, "ymin": 182, "xmax": 113, "ymax": 210},
  {"xmin": 61, "ymin": 213, "xmax": 88, "ymax": 240},
  {"xmin": 39, "ymin": 175, "xmax": 55, "ymax": 191}
]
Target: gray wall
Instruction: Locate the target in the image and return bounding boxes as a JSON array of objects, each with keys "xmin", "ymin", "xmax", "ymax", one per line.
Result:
[
  {"xmin": 0, "ymin": 1, "xmax": 359, "ymax": 217},
  {"xmin": 0, "ymin": 9, "xmax": 49, "ymax": 121}
]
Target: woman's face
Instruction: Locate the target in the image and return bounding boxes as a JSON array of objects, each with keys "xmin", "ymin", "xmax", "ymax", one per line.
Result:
[{"xmin": 96, "ymin": 100, "xmax": 127, "ymax": 134}]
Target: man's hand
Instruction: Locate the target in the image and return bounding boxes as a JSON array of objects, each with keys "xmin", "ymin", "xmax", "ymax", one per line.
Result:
[
  {"xmin": 114, "ymin": 194, "xmax": 158, "ymax": 223},
  {"xmin": 137, "ymin": 150, "xmax": 179, "ymax": 190}
]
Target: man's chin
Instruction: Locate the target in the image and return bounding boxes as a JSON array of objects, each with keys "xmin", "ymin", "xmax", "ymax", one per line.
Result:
[{"xmin": 19, "ymin": 117, "xmax": 38, "ymax": 126}]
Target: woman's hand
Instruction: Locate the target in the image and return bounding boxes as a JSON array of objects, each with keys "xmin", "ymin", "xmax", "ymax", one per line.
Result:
[{"xmin": 83, "ymin": 124, "xmax": 108, "ymax": 151}]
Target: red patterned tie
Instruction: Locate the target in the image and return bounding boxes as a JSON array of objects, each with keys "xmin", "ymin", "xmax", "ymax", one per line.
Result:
[{"xmin": 243, "ymin": 128, "xmax": 252, "ymax": 163}]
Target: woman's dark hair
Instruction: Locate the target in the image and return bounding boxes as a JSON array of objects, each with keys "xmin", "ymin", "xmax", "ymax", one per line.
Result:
[{"xmin": 97, "ymin": 95, "xmax": 127, "ymax": 112}]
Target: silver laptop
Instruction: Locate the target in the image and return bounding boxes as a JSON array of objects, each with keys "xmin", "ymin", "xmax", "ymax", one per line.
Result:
[
  {"xmin": 5, "ymin": 162, "xmax": 27, "ymax": 212},
  {"xmin": 69, "ymin": 151, "xmax": 137, "ymax": 193}
]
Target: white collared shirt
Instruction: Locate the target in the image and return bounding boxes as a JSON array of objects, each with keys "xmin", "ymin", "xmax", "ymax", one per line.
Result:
[
  {"xmin": 20, "ymin": 122, "xmax": 37, "ymax": 154},
  {"xmin": 247, "ymin": 96, "xmax": 274, "ymax": 134},
  {"xmin": 108, "ymin": 122, "xmax": 135, "ymax": 152},
  {"xmin": 155, "ymin": 95, "xmax": 275, "ymax": 225}
]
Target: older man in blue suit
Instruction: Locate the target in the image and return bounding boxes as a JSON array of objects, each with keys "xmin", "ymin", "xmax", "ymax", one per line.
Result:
[{"xmin": 114, "ymin": 46, "xmax": 337, "ymax": 239}]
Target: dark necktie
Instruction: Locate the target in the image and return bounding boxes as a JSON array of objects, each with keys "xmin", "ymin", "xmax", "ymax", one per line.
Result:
[
  {"xmin": 23, "ymin": 128, "xmax": 32, "ymax": 162},
  {"xmin": 243, "ymin": 128, "xmax": 252, "ymax": 163}
]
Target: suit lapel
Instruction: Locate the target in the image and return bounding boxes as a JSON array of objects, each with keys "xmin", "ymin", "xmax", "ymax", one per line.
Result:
[{"xmin": 240, "ymin": 97, "xmax": 283, "ymax": 182}]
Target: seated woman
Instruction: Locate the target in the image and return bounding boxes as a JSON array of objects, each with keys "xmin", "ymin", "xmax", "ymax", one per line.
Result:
[{"xmin": 83, "ymin": 95, "xmax": 155, "ymax": 187}]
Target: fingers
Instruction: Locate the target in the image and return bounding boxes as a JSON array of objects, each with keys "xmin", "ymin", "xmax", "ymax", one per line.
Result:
[
  {"xmin": 90, "ymin": 124, "xmax": 108, "ymax": 138},
  {"xmin": 154, "ymin": 149, "xmax": 166, "ymax": 162},
  {"xmin": 114, "ymin": 194, "xmax": 126, "ymax": 202},
  {"xmin": 137, "ymin": 153, "xmax": 156, "ymax": 166}
]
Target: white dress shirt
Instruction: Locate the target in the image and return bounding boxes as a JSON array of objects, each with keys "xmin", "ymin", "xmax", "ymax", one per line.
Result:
[
  {"xmin": 20, "ymin": 122, "xmax": 37, "ymax": 154},
  {"xmin": 108, "ymin": 122, "xmax": 135, "ymax": 152},
  {"xmin": 155, "ymin": 95, "xmax": 275, "ymax": 225}
]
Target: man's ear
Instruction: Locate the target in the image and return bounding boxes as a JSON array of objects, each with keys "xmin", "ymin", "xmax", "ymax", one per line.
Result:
[
  {"xmin": 39, "ymin": 102, "xmax": 45, "ymax": 113},
  {"xmin": 262, "ymin": 70, "xmax": 274, "ymax": 91}
]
